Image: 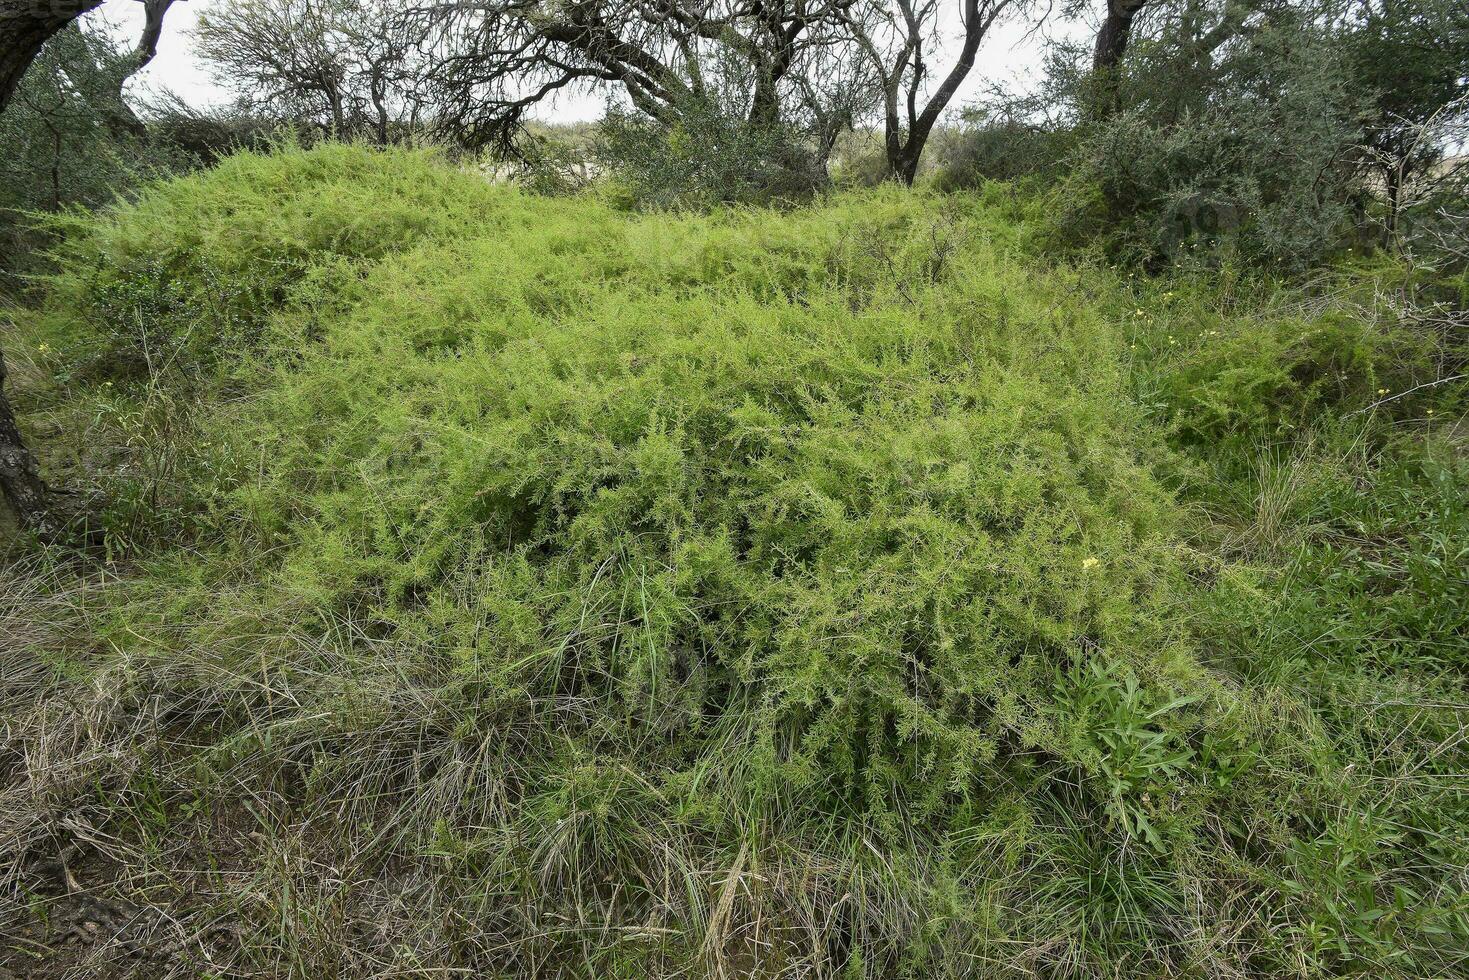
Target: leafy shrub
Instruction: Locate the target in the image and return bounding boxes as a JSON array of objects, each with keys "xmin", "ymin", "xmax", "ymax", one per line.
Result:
[
  {"xmin": 1045, "ymin": 8, "xmax": 1370, "ymax": 272},
  {"xmin": 1116, "ymin": 268, "xmax": 1452, "ymax": 450},
  {"xmin": 95, "ymin": 156, "xmax": 1207, "ymax": 828},
  {"xmin": 24, "ymin": 144, "xmax": 619, "ymax": 545},
  {"xmin": 509, "ymin": 129, "xmax": 598, "ymax": 196},
  {"xmin": 929, "ymin": 106, "xmax": 1072, "ymax": 191},
  {"xmin": 36, "ymin": 143, "xmax": 555, "ymax": 379},
  {"xmin": 21, "ymin": 146, "xmax": 1228, "ymax": 971},
  {"xmin": 8, "ymin": 145, "xmax": 1466, "ymax": 977},
  {"xmin": 597, "ymin": 100, "xmax": 827, "ymax": 209},
  {"xmin": 829, "ymin": 128, "xmax": 892, "ymax": 188}
]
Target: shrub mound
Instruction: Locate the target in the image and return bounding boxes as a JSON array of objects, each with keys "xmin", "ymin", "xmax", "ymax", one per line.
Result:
[{"xmin": 5, "ymin": 146, "xmax": 1464, "ymax": 978}]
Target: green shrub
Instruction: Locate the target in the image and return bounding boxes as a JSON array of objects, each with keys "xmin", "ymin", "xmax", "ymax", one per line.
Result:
[
  {"xmin": 34, "ymin": 143, "xmax": 574, "ymax": 375},
  {"xmin": 597, "ymin": 101, "xmax": 827, "ymax": 209},
  {"xmin": 0, "ymin": 25, "xmax": 189, "ymax": 287},
  {"xmin": 55, "ymin": 150, "xmax": 1210, "ymax": 826},
  {"xmin": 1114, "ymin": 268, "xmax": 1451, "ymax": 450},
  {"xmin": 929, "ymin": 107, "xmax": 1073, "ymax": 191},
  {"xmin": 1045, "ymin": 8, "xmax": 1370, "ymax": 272},
  {"xmin": 6, "ymin": 145, "xmax": 1466, "ymax": 978}
]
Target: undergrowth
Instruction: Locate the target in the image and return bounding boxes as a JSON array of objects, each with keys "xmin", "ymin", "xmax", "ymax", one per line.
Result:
[{"xmin": 1, "ymin": 144, "xmax": 1465, "ymax": 978}]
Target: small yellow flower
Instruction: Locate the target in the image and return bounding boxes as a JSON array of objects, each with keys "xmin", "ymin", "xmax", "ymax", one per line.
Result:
[
  {"xmin": 37, "ymin": 343, "xmax": 49, "ymax": 353},
  {"xmin": 1377, "ymin": 388, "xmax": 1389, "ymax": 395},
  {"xmin": 1081, "ymin": 557, "xmax": 1101, "ymax": 571},
  {"xmin": 1426, "ymin": 408, "xmax": 1435, "ymax": 416}
]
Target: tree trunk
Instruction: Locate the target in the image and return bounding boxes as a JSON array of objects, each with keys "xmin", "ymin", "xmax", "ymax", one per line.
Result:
[
  {"xmin": 373, "ymin": 81, "xmax": 389, "ymax": 144},
  {"xmin": 0, "ymin": 5, "xmax": 81, "ymax": 535},
  {"xmin": 1093, "ymin": 0, "xmax": 1149, "ymax": 74},
  {"xmin": 100, "ymin": 0, "xmax": 180, "ymax": 136},
  {"xmin": 879, "ymin": 0, "xmax": 1000, "ymax": 185},
  {"xmin": 887, "ymin": 145, "xmax": 921, "ymax": 186},
  {"xmin": 748, "ymin": 56, "xmax": 781, "ymax": 129},
  {"xmin": 0, "ymin": 350, "xmax": 51, "ymax": 534},
  {"xmin": 0, "ymin": 2, "xmax": 102, "ymax": 535},
  {"xmin": 0, "ymin": 0, "xmax": 106, "ymax": 113},
  {"xmin": 1088, "ymin": 0, "xmax": 1150, "ymax": 118},
  {"xmin": 50, "ymin": 125, "xmax": 63, "ymax": 210},
  {"xmin": 1384, "ymin": 161, "xmax": 1405, "ymax": 236}
]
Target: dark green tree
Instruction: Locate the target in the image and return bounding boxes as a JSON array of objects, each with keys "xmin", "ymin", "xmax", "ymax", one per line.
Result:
[{"xmin": 1346, "ymin": 0, "xmax": 1469, "ymax": 232}]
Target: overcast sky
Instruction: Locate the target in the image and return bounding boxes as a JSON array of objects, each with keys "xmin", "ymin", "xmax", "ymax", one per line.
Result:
[{"xmin": 94, "ymin": 0, "xmax": 1086, "ymax": 123}]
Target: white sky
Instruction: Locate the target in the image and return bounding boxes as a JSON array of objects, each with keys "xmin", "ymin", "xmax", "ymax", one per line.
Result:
[{"xmin": 92, "ymin": 0, "xmax": 1085, "ymax": 123}]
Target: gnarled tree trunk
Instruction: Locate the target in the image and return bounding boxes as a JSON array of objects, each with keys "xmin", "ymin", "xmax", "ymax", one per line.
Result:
[
  {"xmin": 1094, "ymin": 0, "xmax": 1150, "ymax": 74},
  {"xmin": 0, "ymin": 351, "xmax": 50, "ymax": 533},
  {"xmin": 845, "ymin": 0, "xmax": 1013, "ymax": 186},
  {"xmin": 1089, "ymin": 0, "xmax": 1150, "ymax": 118},
  {"xmin": 0, "ymin": 1, "xmax": 100, "ymax": 532},
  {"xmin": 1, "ymin": 0, "xmax": 106, "ymax": 112}
]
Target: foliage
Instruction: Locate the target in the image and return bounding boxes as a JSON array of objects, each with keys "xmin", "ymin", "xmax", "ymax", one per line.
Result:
[
  {"xmin": 406, "ymin": 0, "xmax": 865, "ymax": 157},
  {"xmin": 1030, "ymin": 0, "xmax": 1469, "ymax": 276},
  {"xmin": 1051, "ymin": 5, "xmax": 1370, "ymax": 272},
  {"xmin": 1345, "ymin": 0, "xmax": 1469, "ymax": 231},
  {"xmin": 140, "ymin": 90, "xmax": 314, "ymax": 165},
  {"xmin": 509, "ymin": 125, "xmax": 600, "ymax": 196},
  {"xmin": 597, "ymin": 101, "xmax": 829, "ymax": 207},
  {"xmin": 1117, "ymin": 259, "xmax": 1466, "ymax": 451},
  {"xmin": 0, "ymin": 25, "xmax": 184, "ymax": 286},
  {"xmin": 2, "ymin": 146, "xmax": 1466, "ymax": 978},
  {"xmin": 1117, "ymin": 267, "xmax": 1469, "ymax": 974},
  {"xmin": 929, "ymin": 101, "xmax": 1074, "ymax": 190}
]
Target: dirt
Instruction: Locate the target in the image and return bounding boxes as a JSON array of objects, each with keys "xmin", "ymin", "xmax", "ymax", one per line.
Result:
[{"xmin": 1, "ymin": 847, "xmax": 243, "ymax": 979}]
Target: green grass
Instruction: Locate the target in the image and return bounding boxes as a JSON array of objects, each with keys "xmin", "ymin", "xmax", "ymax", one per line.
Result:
[{"xmin": 1, "ymin": 144, "xmax": 1465, "ymax": 978}]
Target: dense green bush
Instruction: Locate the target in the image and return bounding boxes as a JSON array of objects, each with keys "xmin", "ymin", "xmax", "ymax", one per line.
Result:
[
  {"xmin": 1055, "ymin": 14, "xmax": 1367, "ymax": 272},
  {"xmin": 37, "ymin": 144, "xmax": 542, "ymax": 376},
  {"xmin": 597, "ymin": 100, "xmax": 828, "ymax": 208},
  {"xmin": 39, "ymin": 147, "xmax": 1208, "ymax": 822},
  {"xmin": 1112, "ymin": 259, "xmax": 1465, "ymax": 451},
  {"xmin": 26, "ymin": 144, "xmax": 634, "ymax": 548},
  {"xmin": 5, "ymin": 146, "xmax": 1466, "ymax": 977},
  {"xmin": 1035, "ymin": 0, "xmax": 1469, "ymax": 276},
  {"xmin": 929, "ymin": 105, "xmax": 1073, "ymax": 190}
]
